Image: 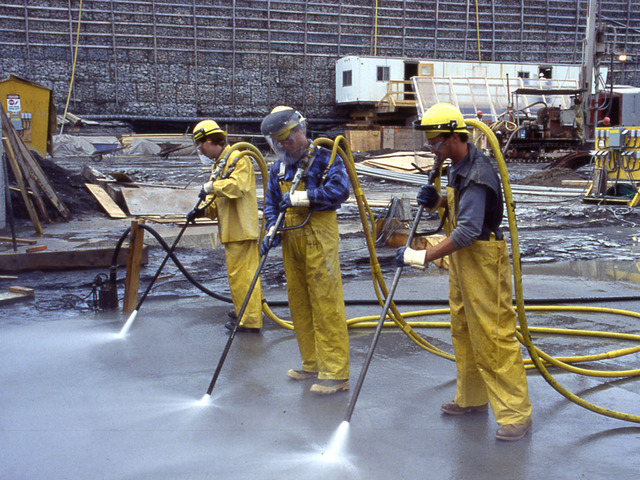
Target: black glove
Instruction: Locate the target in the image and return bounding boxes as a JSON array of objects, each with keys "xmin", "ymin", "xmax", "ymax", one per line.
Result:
[
  {"xmin": 186, "ymin": 207, "xmax": 204, "ymax": 224},
  {"xmin": 198, "ymin": 187, "xmax": 208, "ymax": 200},
  {"xmin": 279, "ymin": 192, "xmax": 293, "ymax": 211},
  {"xmin": 416, "ymin": 184, "xmax": 440, "ymax": 209},
  {"xmin": 395, "ymin": 246, "xmax": 407, "ymax": 268},
  {"xmin": 260, "ymin": 228, "xmax": 281, "ymax": 256}
]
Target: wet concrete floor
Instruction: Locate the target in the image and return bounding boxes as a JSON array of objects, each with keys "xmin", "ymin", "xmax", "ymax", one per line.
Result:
[
  {"xmin": 2, "ymin": 258, "xmax": 640, "ymax": 479},
  {"xmin": 3, "ymin": 154, "xmax": 640, "ymax": 478}
]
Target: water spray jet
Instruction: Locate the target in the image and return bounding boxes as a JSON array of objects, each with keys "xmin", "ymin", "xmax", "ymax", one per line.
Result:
[
  {"xmin": 117, "ymin": 309, "xmax": 137, "ymax": 337},
  {"xmin": 204, "ymin": 145, "xmax": 318, "ymax": 395},
  {"xmin": 323, "ymin": 420, "xmax": 350, "ymax": 462},
  {"xmin": 116, "ymin": 198, "xmax": 207, "ymax": 336},
  {"xmin": 343, "ymin": 160, "xmax": 442, "ymax": 423}
]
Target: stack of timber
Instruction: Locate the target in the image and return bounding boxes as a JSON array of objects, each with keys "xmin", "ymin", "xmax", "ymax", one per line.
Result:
[
  {"xmin": 360, "ymin": 150, "xmax": 437, "ymax": 174},
  {"xmin": 82, "ymin": 164, "xmax": 212, "ymax": 225},
  {"xmin": 1, "ymin": 103, "xmax": 70, "ymax": 234}
]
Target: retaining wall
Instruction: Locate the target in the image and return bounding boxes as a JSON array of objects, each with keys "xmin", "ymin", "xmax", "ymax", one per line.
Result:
[{"xmin": 1, "ymin": 0, "xmax": 638, "ymax": 124}]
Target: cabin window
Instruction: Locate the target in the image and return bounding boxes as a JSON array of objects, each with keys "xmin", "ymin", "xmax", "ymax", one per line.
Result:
[
  {"xmin": 377, "ymin": 66, "xmax": 390, "ymax": 82},
  {"xmin": 518, "ymin": 71, "xmax": 530, "ymax": 78},
  {"xmin": 343, "ymin": 70, "xmax": 352, "ymax": 87},
  {"xmin": 539, "ymin": 67, "xmax": 553, "ymax": 79}
]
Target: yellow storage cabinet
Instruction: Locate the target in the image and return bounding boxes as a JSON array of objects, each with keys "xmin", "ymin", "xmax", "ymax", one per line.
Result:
[{"xmin": 0, "ymin": 74, "xmax": 57, "ymax": 157}]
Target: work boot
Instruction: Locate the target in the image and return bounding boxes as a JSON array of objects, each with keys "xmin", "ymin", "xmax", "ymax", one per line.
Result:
[
  {"xmin": 310, "ymin": 379, "xmax": 349, "ymax": 395},
  {"xmin": 441, "ymin": 401, "xmax": 489, "ymax": 415},
  {"xmin": 495, "ymin": 419, "xmax": 532, "ymax": 441},
  {"xmin": 224, "ymin": 320, "xmax": 260, "ymax": 333},
  {"xmin": 227, "ymin": 309, "xmax": 237, "ymax": 319},
  {"xmin": 286, "ymin": 369, "xmax": 317, "ymax": 380}
]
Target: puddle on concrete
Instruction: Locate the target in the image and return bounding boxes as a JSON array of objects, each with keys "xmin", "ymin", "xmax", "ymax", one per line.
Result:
[{"xmin": 523, "ymin": 259, "xmax": 640, "ymax": 286}]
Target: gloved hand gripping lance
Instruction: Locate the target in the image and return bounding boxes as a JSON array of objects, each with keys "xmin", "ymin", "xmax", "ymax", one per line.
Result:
[
  {"xmin": 204, "ymin": 142, "xmax": 319, "ymax": 396},
  {"xmin": 117, "ymin": 148, "xmax": 240, "ymax": 337},
  {"xmin": 343, "ymin": 158, "xmax": 444, "ymax": 423}
]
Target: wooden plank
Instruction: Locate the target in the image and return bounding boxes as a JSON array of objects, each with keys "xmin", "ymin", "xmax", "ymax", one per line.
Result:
[
  {"xmin": 14, "ymin": 134, "xmax": 69, "ymax": 219},
  {"xmin": 81, "ymin": 164, "xmax": 116, "ymax": 185},
  {"xmin": 1, "ymin": 107, "xmax": 52, "ymax": 222},
  {"xmin": 9, "ymin": 286, "xmax": 34, "ymax": 295},
  {"xmin": 2, "ymin": 135, "xmax": 43, "ymax": 235},
  {"xmin": 0, "ymin": 290, "xmax": 34, "ymax": 306},
  {"xmin": 345, "ymin": 129, "xmax": 381, "ymax": 152},
  {"xmin": 362, "ymin": 157, "xmax": 428, "ymax": 172},
  {"xmin": 561, "ymin": 179, "xmax": 591, "ymax": 187},
  {"xmin": 123, "ymin": 220, "xmax": 145, "ymax": 313},
  {"xmin": 0, "ymin": 236, "xmax": 38, "ymax": 244},
  {"xmin": 144, "ymin": 216, "xmax": 216, "ymax": 225},
  {"xmin": 0, "ymin": 246, "xmax": 148, "ymax": 272},
  {"xmin": 366, "ymin": 150, "xmax": 432, "ymax": 160},
  {"xmin": 121, "ymin": 186, "xmax": 200, "ymax": 216},
  {"xmin": 360, "ymin": 151, "xmax": 435, "ymax": 172},
  {"xmin": 1, "ymin": 103, "xmax": 70, "ymax": 219},
  {"xmin": 12, "ymin": 127, "xmax": 69, "ymax": 219},
  {"xmin": 85, "ymin": 183, "xmax": 128, "ymax": 218}
]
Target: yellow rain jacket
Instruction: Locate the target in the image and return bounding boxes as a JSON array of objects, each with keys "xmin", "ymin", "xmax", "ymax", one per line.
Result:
[{"xmin": 203, "ymin": 145, "xmax": 262, "ymax": 328}]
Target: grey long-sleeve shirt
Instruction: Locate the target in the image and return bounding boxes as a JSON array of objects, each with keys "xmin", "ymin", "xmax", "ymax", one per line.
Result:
[{"xmin": 447, "ymin": 143, "xmax": 503, "ymax": 249}]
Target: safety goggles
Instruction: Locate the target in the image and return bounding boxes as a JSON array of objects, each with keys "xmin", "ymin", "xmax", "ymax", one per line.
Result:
[{"xmin": 425, "ymin": 139, "xmax": 445, "ymax": 154}]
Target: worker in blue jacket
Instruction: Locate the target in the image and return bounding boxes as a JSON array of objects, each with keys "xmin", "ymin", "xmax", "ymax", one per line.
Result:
[{"xmin": 260, "ymin": 106, "xmax": 350, "ymax": 395}]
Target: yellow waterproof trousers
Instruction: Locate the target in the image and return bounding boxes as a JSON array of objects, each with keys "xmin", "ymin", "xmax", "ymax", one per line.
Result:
[
  {"xmin": 224, "ymin": 240, "xmax": 263, "ymax": 329},
  {"xmin": 448, "ymin": 238, "xmax": 532, "ymax": 425},
  {"xmin": 282, "ymin": 209, "xmax": 350, "ymax": 380}
]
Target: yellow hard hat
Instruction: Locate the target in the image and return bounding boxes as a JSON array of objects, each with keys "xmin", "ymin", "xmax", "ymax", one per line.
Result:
[
  {"xmin": 414, "ymin": 103, "xmax": 468, "ymax": 139},
  {"xmin": 261, "ymin": 106, "xmax": 306, "ymax": 141},
  {"xmin": 193, "ymin": 119, "xmax": 226, "ymax": 142}
]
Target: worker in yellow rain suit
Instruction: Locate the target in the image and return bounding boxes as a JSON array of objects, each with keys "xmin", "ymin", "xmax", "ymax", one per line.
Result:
[
  {"xmin": 397, "ymin": 103, "xmax": 532, "ymax": 441},
  {"xmin": 187, "ymin": 119, "xmax": 262, "ymax": 332},
  {"xmin": 259, "ymin": 106, "xmax": 350, "ymax": 395}
]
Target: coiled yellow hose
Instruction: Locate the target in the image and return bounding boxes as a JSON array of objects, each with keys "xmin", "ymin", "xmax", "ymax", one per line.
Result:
[
  {"xmin": 249, "ymin": 133, "xmax": 640, "ymax": 423},
  {"xmin": 468, "ymin": 118, "xmax": 640, "ymax": 423}
]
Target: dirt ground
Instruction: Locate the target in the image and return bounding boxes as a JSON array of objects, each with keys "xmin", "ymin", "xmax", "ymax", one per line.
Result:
[{"xmin": 3, "ymin": 140, "xmax": 640, "ymax": 312}]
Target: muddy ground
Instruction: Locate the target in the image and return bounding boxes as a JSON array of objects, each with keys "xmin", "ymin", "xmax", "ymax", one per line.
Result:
[{"xmin": 2, "ymin": 145, "xmax": 640, "ymax": 312}]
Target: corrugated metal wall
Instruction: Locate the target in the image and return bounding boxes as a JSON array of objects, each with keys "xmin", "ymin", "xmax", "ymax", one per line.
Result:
[{"xmin": 0, "ymin": 0, "xmax": 638, "ymax": 121}]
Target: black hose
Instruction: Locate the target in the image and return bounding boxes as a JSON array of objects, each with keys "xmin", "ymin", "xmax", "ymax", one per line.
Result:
[
  {"xmin": 107, "ymin": 223, "xmax": 233, "ymax": 304},
  {"xmin": 107, "ymin": 223, "xmax": 640, "ymax": 309}
]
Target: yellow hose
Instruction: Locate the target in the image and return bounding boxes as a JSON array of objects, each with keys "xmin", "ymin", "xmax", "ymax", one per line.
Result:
[
  {"xmin": 467, "ymin": 118, "xmax": 640, "ymax": 423},
  {"xmin": 60, "ymin": 0, "xmax": 83, "ymax": 135},
  {"xmin": 249, "ymin": 133, "xmax": 640, "ymax": 422}
]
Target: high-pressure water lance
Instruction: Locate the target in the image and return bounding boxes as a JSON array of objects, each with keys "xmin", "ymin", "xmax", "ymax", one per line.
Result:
[
  {"xmin": 204, "ymin": 142, "xmax": 318, "ymax": 397},
  {"xmin": 117, "ymin": 196, "xmax": 208, "ymax": 337},
  {"xmin": 117, "ymin": 146, "xmax": 235, "ymax": 337},
  {"xmin": 343, "ymin": 159, "xmax": 444, "ymax": 423}
]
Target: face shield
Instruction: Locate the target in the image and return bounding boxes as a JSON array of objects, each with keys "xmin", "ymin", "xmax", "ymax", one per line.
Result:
[
  {"xmin": 261, "ymin": 109, "xmax": 307, "ymax": 162},
  {"xmin": 192, "ymin": 137, "xmax": 213, "ymax": 166},
  {"xmin": 266, "ymin": 125, "xmax": 307, "ymax": 163},
  {"xmin": 426, "ymin": 138, "xmax": 445, "ymax": 155}
]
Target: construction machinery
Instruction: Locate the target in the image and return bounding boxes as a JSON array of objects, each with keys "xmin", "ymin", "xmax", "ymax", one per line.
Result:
[
  {"xmin": 584, "ymin": 124, "xmax": 640, "ymax": 206},
  {"xmin": 497, "ymin": 87, "xmax": 587, "ymax": 161}
]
